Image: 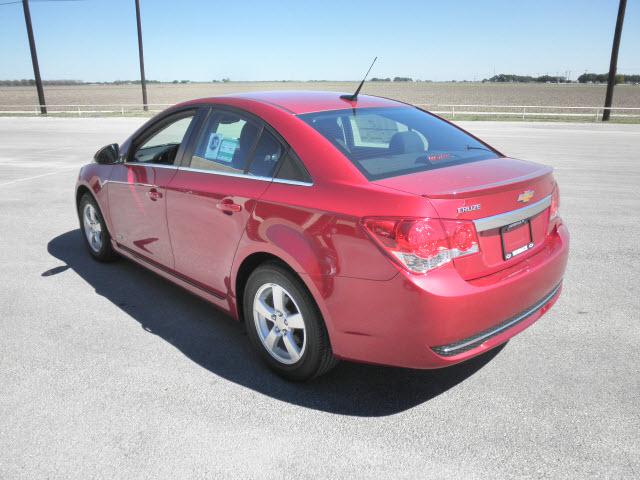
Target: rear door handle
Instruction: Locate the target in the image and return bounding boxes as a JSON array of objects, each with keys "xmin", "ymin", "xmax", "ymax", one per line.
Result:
[
  {"xmin": 216, "ymin": 199, "xmax": 242, "ymax": 214},
  {"xmin": 147, "ymin": 188, "xmax": 163, "ymax": 201}
]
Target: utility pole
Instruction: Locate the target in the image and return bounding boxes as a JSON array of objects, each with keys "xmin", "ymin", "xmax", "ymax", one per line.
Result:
[
  {"xmin": 135, "ymin": 0, "xmax": 148, "ymax": 111},
  {"xmin": 22, "ymin": 0, "xmax": 46, "ymax": 114},
  {"xmin": 603, "ymin": 0, "xmax": 627, "ymax": 121}
]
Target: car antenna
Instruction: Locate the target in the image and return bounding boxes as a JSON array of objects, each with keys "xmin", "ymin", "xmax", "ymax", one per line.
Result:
[{"xmin": 340, "ymin": 57, "xmax": 377, "ymax": 102}]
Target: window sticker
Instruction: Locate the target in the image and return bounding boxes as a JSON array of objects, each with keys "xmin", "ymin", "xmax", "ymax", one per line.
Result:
[
  {"xmin": 204, "ymin": 133, "xmax": 223, "ymax": 160},
  {"xmin": 204, "ymin": 133, "xmax": 239, "ymax": 163},
  {"xmin": 351, "ymin": 115, "xmax": 401, "ymax": 147}
]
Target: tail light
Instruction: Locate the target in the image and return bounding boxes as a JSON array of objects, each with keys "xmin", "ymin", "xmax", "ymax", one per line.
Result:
[
  {"xmin": 550, "ymin": 184, "xmax": 560, "ymax": 220},
  {"xmin": 362, "ymin": 217, "xmax": 480, "ymax": 274},
  {"xmin": 548, "ymin": 184, "xmax": 561, "ymax": 233}
]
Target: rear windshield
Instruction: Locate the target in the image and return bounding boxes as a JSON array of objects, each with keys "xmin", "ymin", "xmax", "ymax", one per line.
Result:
[{"xmin": 299, "ymin": 107, "xmax": 499, "ymax": 180}]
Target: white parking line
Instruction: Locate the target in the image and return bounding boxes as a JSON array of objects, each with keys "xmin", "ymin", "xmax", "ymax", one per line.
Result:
[{"xmin": 0, "ymin": 167, "xmax": 77, "ymax": 187}]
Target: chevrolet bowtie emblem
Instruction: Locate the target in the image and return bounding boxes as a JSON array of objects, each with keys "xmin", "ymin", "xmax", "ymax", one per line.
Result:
[{"xmin": 517, "ymin": 190, "xmax": 535, "ymax": 203}]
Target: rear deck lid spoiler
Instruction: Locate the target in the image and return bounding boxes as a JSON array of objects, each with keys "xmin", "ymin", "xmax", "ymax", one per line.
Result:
[{"xmin": 372, "ymin": 157, "xmax": 552, "ymax": 200}]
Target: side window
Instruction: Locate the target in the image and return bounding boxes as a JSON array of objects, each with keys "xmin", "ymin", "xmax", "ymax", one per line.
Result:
[
  {"xmin": 132, "ymin": 114, "xmax": 194, "ymax": 165},
  {"xmin": 191, "ymin": 112, "xmax": 259, "ymax": 173},
  {"xmin": 246, "ymin": 129, "xmax": 283, "ymax": 178},
  {"xmin": 275, "ymin": 150, "xmax": 312, "ymax": 183}
]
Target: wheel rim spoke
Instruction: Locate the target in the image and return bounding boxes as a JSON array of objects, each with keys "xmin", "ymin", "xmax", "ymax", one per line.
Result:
[
  {"xmin": 264, "ymin": 327, "xmax": 279, "ymax": 352},
  {"xmin": 271, "ymin": 285, "xmax": 285, "ymax": 312},
  {"xmin": 282, "ymin": 332, "xmax": 301, "ymax": 362},
  {"xmin": 286, "ymin": 313, "xmax": 304, "ymax": 329},
  {"xmin": 255, "ymin": 298, "xmax": 274, "ymax": 320}
]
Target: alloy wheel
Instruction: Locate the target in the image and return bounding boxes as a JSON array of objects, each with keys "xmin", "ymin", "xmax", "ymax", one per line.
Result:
[
  {"xmin": 82, "ymin": 203, "xmax": 103, "ymax": 252},
  {"xmin": 253, "ymin": 283, "xmax": 307, "ymax": 365}
]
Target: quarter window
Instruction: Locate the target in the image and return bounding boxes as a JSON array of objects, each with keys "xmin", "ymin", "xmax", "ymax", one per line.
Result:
[
  {"xmin": 275, "ymin": 151, "xmax": 312, "ymax": 183},
  {"xmin": 246, "ymin": 129, "xmax": 283, "ymax": 178}
]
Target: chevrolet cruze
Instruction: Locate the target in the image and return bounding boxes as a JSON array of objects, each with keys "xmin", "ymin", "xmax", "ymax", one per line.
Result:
[{"xmin": 75, "ymin": 91, "xmax": 569, "ymax": 380}]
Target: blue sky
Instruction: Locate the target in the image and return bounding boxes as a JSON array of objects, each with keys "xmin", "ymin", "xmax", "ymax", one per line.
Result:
[{"xmin": 1, "ymin": 0, "xmax": 639, "ymax": 82}]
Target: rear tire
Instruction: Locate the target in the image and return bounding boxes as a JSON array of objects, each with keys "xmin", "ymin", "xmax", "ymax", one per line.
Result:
[
  {"xmin": 78, "ymin": 193, "xmax": 118, "ymax": 262},
  {"xmin": 243, "ymin": 262, "xmax": 338, "ymax": 381}
]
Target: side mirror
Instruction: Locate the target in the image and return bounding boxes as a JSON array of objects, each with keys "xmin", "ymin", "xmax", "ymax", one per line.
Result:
[{"xmin": 94, "ymin": 143, "xmax": 120, "ymax": 164}]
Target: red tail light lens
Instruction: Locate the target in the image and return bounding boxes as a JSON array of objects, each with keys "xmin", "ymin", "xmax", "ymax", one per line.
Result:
[
  {"xmin": 550, "ymin": 184, "xmax": 560, "ymax": 220},
  {"xmin": 447, "ymin": 221, "xmax": 477, "ymax": 252},
  {"xmin": 363, "ymin": 217, "xmax": 480, "ymax": 274}
]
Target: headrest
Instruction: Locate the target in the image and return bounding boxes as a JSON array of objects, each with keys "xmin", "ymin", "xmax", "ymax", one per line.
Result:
[
  {"xmin": 389, "ymin": 131, "xmax": 424, "ymax": 154},
  {"xmin": 239, "ymin": 122, "xmax": 259, "ymax": 151}
]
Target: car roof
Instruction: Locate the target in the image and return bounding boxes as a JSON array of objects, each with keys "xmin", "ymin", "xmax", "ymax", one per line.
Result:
[{"xmin": 180, "ymin": 90, "xmax": 405, "ymax": 115}]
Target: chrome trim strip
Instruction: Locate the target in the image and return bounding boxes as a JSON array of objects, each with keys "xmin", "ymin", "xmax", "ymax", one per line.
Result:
[
  {"xmin": 177, "ymin": 166, "xmax": 273, "ymax": 182},
  {"xmin": 123, "ymin": 162, "xmax": 179, "ymax": 170},
  {"xmin": 272, "ymin": 178, "xmax": 313, "ymax": 187},
  {"xmin": 432, "ymin": 283, "xmax": 561, "ymax": 356},
  {"xmin": 177, "ymin": 166, "xmax": 314, "ymax": 186},
  {"xmin": 111, "ymin": 163, "xmax": 314, "ymax": 186},
  {"xmin": 473, "ymin": 195, "xmax": 551, "ymax": 232}
]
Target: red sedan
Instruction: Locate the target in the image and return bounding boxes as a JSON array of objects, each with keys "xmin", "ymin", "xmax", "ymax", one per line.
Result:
[{"xmin": 75, "ymin": 91, "xmax": 569, "ymax": 380}]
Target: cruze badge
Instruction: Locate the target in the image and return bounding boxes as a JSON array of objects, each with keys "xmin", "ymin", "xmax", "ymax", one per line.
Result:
[
  {"xmin": 517, "ymin": 190, "xmax": 535, "ymax": 203},
  {"xmin": 457, "ymin": 204, "xmax": 481, "ymax": 214}
]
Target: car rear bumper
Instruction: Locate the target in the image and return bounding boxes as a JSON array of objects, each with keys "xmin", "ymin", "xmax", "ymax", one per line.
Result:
[{"xmin": 324, "ymin": 222, "xmax": 569, "ymax": 369}]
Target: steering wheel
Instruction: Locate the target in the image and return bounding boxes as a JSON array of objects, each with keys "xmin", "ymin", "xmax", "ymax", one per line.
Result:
[{"xmin": 151, "ymin": 144, "xmax": 179, "ymax": 165}]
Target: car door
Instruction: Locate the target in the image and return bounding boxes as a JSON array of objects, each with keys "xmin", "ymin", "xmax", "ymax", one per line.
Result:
[
  {"xmin": 166, "ymin": 107, "xmax": 284, "ymax": 296},
  {"xmin": 108, "ymin": 109, "xmax": 200, "ymax": 268}
]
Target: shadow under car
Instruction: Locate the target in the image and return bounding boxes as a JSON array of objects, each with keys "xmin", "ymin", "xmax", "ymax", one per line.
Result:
[{"xmin": 44, "ymin": 229, "xmax": 505, "ymax": 417}]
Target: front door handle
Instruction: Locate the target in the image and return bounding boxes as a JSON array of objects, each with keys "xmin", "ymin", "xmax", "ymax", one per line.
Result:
[
  {"xmin": 216, "ymin": 199, "xmax": 242, "ymax": 214},
  {"xmin": 147, "ymin": 188, "xmax": 163, "ymax": 201}
]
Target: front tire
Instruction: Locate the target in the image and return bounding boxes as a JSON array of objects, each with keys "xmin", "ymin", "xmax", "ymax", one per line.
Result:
[
  {"xmin": 243, "ymin": 262, "xmax": 337, "ymax": 381},
  {"xmin": 78, "ymin": 193, "xmax": 118, "ymax": 262}
]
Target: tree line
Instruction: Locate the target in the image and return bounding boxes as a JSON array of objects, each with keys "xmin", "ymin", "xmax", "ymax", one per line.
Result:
[
  {"xmin": 577, "ymin": 73, "xmax": 640, "ymax": 84},
  {"xmin": 483, "ymin": 74, "xmax": 569, "ymax": 83},
  {"xmin": 483, "ymin": 73, "xmax": 640, "ymax": 84}
]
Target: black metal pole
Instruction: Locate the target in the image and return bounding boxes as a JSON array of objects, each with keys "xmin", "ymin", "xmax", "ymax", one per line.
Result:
[
  {"xmin": 603, "ymin": 0, "xmax": 626, "ymax": 121},
  {"xmin": 135, "ymin": 0, "xmax": 148, "ymax": 111},
  {"xmin": 22, "ymin": 0, "xmax": 46, "ymax": 114}
]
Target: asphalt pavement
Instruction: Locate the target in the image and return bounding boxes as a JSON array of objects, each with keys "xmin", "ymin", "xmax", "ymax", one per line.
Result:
[{"xmin": 0, "ymin": 117, "xmax": 638, "ymax": 479}]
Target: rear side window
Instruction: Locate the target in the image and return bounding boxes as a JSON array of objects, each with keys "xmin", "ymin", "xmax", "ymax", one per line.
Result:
[{"xmin": 300, "ymin": 107, "xmax": 498, "ymax": 181}]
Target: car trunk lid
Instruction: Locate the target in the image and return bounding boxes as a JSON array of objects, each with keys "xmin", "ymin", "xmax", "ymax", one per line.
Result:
[{"xmin": 373, "ymin": 157, "xmax": 555, "ymax": 279}]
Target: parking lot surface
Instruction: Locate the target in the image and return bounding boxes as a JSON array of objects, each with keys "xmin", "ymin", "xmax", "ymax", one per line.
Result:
[{"xmin": 1, "ymin": 117, "xmax": 638, "ymax": 479}]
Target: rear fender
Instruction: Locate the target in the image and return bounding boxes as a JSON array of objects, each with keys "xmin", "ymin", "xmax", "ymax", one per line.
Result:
[{"xmin": 230, "ymin": 208, "xmax": 339, "ymax": 331}]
